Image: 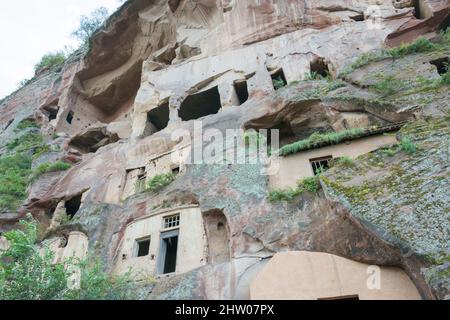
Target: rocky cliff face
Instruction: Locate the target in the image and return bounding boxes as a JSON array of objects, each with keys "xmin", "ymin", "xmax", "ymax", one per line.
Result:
[{"xmin": 0, "ymin": 0, "xmax": 449, "ymax": 300}]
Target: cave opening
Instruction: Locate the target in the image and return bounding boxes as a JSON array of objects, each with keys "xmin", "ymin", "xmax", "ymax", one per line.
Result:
[
  {"xmin": 66, "ymin": 110, "xmax": 74, "ymax": 124},
  {"xmin": 44, "ymin": 105, "xmax": 60, "ymax": 121},
  {"xmin": 179, "ymin": 86, "xmax": 222, "ymax": 121},
  {"xmin": 234, "ymin": 80, "xmax": 249, "ymax": 105},
  {"xmin": 148, "ymin": 101, "xmax": 170, "ymax": 132},
  {"xmin": 310, "ymin": 57, "xmax": 330, "ymax": 78},
  {"xmin": 350, "ymin": 13, "xmax": 365, "ymax": 22},
  {"xmin": 430, "ymin": 57, "xmax": 449, "ymax": 75},
  {"xmin": 269, "ymin": 68, "xmax": 287, "ymax": 90},
  {"xmin": 65, "ymin": 194, "xmax": 82, "ymax": 220}
]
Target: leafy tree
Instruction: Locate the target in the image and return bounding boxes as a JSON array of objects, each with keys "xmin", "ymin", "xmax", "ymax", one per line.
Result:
[
  {"xmin": 72, "ymin": 7, "xmax": 109, "ymax": 45},
  {"xmin": 0, "ymin": 216, "xmax": 142, "ymax": 300}
]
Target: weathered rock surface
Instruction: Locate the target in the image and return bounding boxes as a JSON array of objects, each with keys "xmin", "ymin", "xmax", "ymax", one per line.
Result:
[{"xmin": 0, "ymin": 0, "xmax": 449, "ymax": 300}]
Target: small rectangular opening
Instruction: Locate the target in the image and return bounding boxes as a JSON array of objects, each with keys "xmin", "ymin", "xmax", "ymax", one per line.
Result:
[
  {"xmin": 66, "ymin": 110, "xmax": 74, "ymax": 124},
  {"xmin": 234, "ymin": 80, "xmax": 249, "ymax": 105},
  {"xmin": 269, "ymin": 68, "xmax": 287, "ymax": 90},
  {"xmin": 135, "ymin": 168, "xmax": 147, "ymax": 193},
  {"xmin": 310, "ymin": 156, "xmax": 333, "ymax": 175},
  {"xmin": 135, "ymin": 237, "xmax": 151, "ymax": 257}
]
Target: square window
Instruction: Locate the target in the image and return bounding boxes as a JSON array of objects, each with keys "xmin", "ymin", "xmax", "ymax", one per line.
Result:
[
  {"xmin": 135, "ymin": 237, "xmax": 151, "ymax": 257},
  {"xmin": 164, "ymin": 214, "xmax": 180, "ymax": 229},
  {"xmin": 310, "ymin": 156, "xmax": 333, "ymax": 175}
]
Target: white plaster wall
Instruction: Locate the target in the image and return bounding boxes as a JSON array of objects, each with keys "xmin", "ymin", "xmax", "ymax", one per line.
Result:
[
  {"xmin": 269, "ymin": 134, "xmax": 397, "ymax": 189},
  {"xmin": 250, "ymin": 251, "xmax": 422, "ymax": 300},
  {"xmin": 114, "ymin": 206, "xmax": 207, "ymax": 278},
  {"xmin": 61, "ymin": 232, "xmax": 89, "ymax": 262}
]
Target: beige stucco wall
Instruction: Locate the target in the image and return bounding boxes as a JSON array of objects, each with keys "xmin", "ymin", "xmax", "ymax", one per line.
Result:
[
  {"xmin": 45, "ymin": 231, "xmax": 89, "ymax": 264},
  {"xmin": 270, "ymin": 134, "xmax": 397, "ymax": 189},
  {"xmin": 113, "ymin": 205, "xmax": 207, "ymax": 278},
  {"xmin": 250, "ymin": 251, "xmax": 421, "ymax": 300},
  {"xmin": 121, "ymin": 145, "xmax": 191, "ymax": 200}
]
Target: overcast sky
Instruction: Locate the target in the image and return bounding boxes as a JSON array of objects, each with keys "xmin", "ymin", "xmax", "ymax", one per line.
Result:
[{"xmin": 0, "ymin": 0, "xmax": 123, "ymax": 99}]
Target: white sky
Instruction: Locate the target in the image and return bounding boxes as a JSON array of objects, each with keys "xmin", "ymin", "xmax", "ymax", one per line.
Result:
[{"xmin": 0, "ymin": 0, "xmax": 123, "ymax": 99}]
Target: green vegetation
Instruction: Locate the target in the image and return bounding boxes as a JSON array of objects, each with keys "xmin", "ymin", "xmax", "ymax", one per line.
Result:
[
  {"xmin": 400, "ymin": 137, "xmax": 417, "ymax": 154},
  {"xmin": 0, "ymin": 216, "xmax": 142, "ymax": 300},
  {"xmin": 14, "ymin": 119, "xmax": 40, "ymax": 133},
  {"xmin": 372, "ymin": 75, "xmax": 408, "ymax": 96},
  {"xmin": 147, "ymin": 173, "xmax": 177, "ymax": 192},
  {"xmin": 273, "ymin": 78, "xmax": 286, "ymax": 90},
  {"xmin": 72, "ymin": 7, "xmax": 109, "ymax": 45},
  {"xmin": 0, "ymin": 122, "xmax": 52, "ymax": 212},
  {"xmin": 0, "ymin": 154, "xmax": 32, "ymax": 212},
  {"xmin": 331, "ymin": 156, "xmax": 355, "ymax": 168},
  {"xmin": 340, "ymin": 31, "xmax": 450, "ymax": 76},
  {"xmin": 300, "ymin": 177, "xmax": 320, "ymax": 193},
  {"xmin": 34, "ymin": 52, "xmax": 66, "ymax": 74},
  {"xmin": 268, "ymin": 188, "xmax": 302, "ymax": 202},
  {"xmin": 30, "ymin": 161, "xmax": 72, "ymax": 182},
  {"xmin": 278, "ymin": 128, "xmax": 365, "ymax": 157},
  {"xmin": 268, "ymin": 177, "xmax": 320, "ymax": 202}
]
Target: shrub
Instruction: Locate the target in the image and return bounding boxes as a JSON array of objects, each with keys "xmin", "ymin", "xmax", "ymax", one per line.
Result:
[
  {"xmin": 31, "ymin": 161, "xmax": 72, "ymax": 182},
  {"xmin": 298, "ymin": 177, "xmax": 320, "ymax": 193},
  {"xmin": 400, "ymin": 137, "xmax": 417, "ymax": 154},
  {"xmin": 147, "ymin": 173, "xmax": 177, "ymax": 192},
  {"xmin": 268, "ymin": 177, "xmax": 320, "ymax": 203},
  {"xmin": 34, "ymin": 52, "xmax": 66, "ymax": 74},
  {"xmin": 0, "ymin": 154, "xmax": 32, "ymax": 212},
  {"xmin": 333, "ymin": 156, "xmax": 355, "ymax": 168},
  {"xmin": 14, "ymin": 119, "xmax": 40, "ymax": 133},
  {"xmin": 278, "ymin": 128, "xmax": 365, "ymax": 157},
  {"xmin": 268, "ymin": 188, "xmax": 302, "ymax": 202},
  {"xmin": 372, "ymin": 75, "xmax": 407, "ymax": 96},
  {"xmin": 6, "ymin": 132, "xmax": 50, "ymax": 159},
  {"xmin": 0, "ymin": 216, "xmax": 141, "ymax": 300}
]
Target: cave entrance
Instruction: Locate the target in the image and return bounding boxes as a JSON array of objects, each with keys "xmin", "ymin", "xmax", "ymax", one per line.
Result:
[
  {"xmin": 158, "ymin": 230, "xmax": 179, "ymax": 274},
  {"xmin": 179, "ymin": 86, "xmax": 222, "ymax": 121},
  {"xmin": 147, "ymin": 101, "xmax": 170, "ymax": 132},
  {"xmin": 203, "ymin": 209, "xmax": 231, "ymax": 265},
  {"xmin": 310, "ymin": 57, "xmax": 330, "ymax": 78},
  {"xmin": 234, "ymin": 80, "xmax": 249, "ymax": 105},
  {"xmin": 44, "ymin": 105, "xmax": 60, "ymax": 121},
  {"xmin": 65, "ymin": 194, "xmax": 83, "ymax": 220},
  {"xmin": 269, "ymin": 68, "xmax": 287, "ymax": 90},
  {"xmin": 66, "ymin": 110, "xmax": 74, "ymax": 124},
  {"xmin": 430, "ymin": 57, "xmax": 449, "ymax": 75}
]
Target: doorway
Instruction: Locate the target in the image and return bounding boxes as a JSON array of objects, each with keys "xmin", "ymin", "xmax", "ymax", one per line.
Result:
[{"xmin": 158, "ymin": 230, "xmax": 179, "ymax": 274}]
